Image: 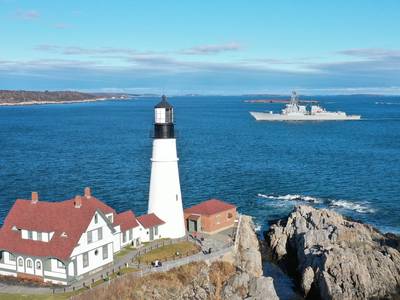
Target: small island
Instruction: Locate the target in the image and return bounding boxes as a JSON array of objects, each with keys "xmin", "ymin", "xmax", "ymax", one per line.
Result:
[{"xmin": 0, "ymin": 90, "xmax": 133, "ymax": 106}]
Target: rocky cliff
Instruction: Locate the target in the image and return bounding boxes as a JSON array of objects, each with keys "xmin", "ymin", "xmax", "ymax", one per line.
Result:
[
  {"xmin": 265, "ymin": 205, "xmax": 400, "ymax": 300},
  {"xmin": 221, "ymin": 215, "xmax": 279, "ymax": 300}
]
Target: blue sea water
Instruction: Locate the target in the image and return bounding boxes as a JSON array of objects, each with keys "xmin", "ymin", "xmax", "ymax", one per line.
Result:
[{"xmin": 0, "ymin": 95, "xmax": 399, "ymax": 234}]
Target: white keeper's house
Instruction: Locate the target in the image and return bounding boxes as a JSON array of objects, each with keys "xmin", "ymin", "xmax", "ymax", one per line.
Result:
[
  {"xmin": 0, "ymin": 95, "xmax": 188, "ymax": 285},
  {"xmin": 0, "ymin": 188, "xmax": 165, "ymax": 285}
]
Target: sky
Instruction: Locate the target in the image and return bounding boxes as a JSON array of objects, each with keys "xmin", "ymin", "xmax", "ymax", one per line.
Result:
[{"xmin": 1, "ymin": 0, "xmax": 400, "ymax": 95}]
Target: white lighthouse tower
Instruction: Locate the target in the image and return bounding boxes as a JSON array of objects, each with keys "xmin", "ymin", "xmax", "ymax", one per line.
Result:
[{"xmin": 148, "ymin": 95, "xmax": 186, "ymax": 238}]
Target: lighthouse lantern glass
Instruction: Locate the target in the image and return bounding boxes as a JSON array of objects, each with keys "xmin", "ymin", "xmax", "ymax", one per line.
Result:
[
  {"xmin": 155, "ymin": 107, "xmax": 173, "ymax": 124},
  {"xmin": 155, "ymin": 108, "xmax": 165, "ymax": 124}
]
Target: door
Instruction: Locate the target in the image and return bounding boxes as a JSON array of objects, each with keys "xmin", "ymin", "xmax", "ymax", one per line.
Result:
[
  {"xmin": 149, "ymin": 227, "xmax": 154, "ymax": 241},
  {"xmin": 189, "ymin": 220, "xmax": 197, "ymax": 232}
]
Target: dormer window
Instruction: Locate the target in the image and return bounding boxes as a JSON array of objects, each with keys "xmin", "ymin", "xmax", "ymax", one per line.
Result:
[
  {"xmin": 61, "ymin": 232, "xmax": 68, "ymax": 238},
  {"xmin": 12, "ymin": 225, "xmax": 18, "ymax": 231},
  {"xmin": 28, "ymin": 231, "xmax": 33, "ymax": 239}
]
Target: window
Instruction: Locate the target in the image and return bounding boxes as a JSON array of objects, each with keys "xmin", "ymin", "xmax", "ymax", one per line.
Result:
[
  {"xmin": 36, "ymin": 261, "xmax": 41, "ymax": 270},
  {"xmin": 18, "ymin": 258, "xmax": 23, "ymax": 267},
  {"xmin": 28, "ymin": 231, "xmax": 33, "ymax": 239},
  {"xmin": 98, "ymin": 228, "xmax": 103, "ymax": 240},
  {"xmin": 83, "ymin": 253, "xmax": 89, "ymax": 268},
  {"xmin": 26, "ymin": 259, "xmax": 32, "ymax": 268},
  {"xmin": 57, "ymin": 260, "xmax": 65, "ymax": 269},
  {"xmin": 227, "ymin": 212, "xmax": 233, "ymax": 219},
  {"xmin": 154, "ymin": 226, "xmax": 158, "ymax": 235},
  {"xmin": 107, "ymin": 215, "xmax": 113, "ymax": 223},
  {"xmin": 87, "ymin": 231, "xmax": 93, "ymax": 244},
  {"xmin": 37, "ymin": 232, "xmax": 42, "ymax": 241},
  {"xmin": 94, "ymin": 249, "xmax": 98, "ymax": 256},
  {"xmin": 94, "ymin": 214, "xmax": 98, "ymax": 224},
  {"xmin": 102, "ymin": 245, "xmax": 108, "ymax": 260},
  {"xmin": 129, "ymin": 229, "xmax": 133, "ymax": 240},
  {"xmin": 122, "ymin": 231, "xmax": 127, "ymax": 243},
  {"xmin": 9, "ymin": 254, "xmax": 15, "ymax": 262}
]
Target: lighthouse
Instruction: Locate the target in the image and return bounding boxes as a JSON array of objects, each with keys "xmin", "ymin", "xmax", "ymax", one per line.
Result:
[{"xmin": 148, "ymin": 95, "xmax": 186, "ymax": 238}]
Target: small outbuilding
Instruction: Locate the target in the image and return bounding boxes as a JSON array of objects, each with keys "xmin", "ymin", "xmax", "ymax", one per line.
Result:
[{"xmin": 184, "ymin": 199, "xmax": 236, "ymax": 234}]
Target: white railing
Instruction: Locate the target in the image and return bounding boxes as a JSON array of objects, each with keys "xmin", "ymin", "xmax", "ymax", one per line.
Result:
[{"xmin": 234, "ymin": 214, "xmax": 242, "ymax": 250}]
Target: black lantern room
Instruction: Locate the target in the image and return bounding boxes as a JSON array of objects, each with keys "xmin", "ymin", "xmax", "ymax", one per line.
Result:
[{"xmin": 154, "ymin": 95, "xmax": 175, "ymax": 139}]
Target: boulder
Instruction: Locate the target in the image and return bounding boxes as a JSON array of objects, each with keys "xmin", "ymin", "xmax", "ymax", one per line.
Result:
[
  {"xmin": 247, "ymin": 276, "xmax": 280, "ymax": 300},
  {"xmin": 266, "ymin": 205, "xmax": 400, "ymax": 299}
]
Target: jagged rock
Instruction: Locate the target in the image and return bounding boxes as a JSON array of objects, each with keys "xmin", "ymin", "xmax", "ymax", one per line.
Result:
[
  {"xmin": 221, "ymin": 272, "xmax": 250, "ymax": 299},
  {"xmin": 266, "ymin": 205, "xmax": 400, "ymax": 300},
  {"xmin": 236, "ymin": 215, "xmax": 263, "ymax": 277},
  {"xmin": 301, "ymin": 266, "xmax": 314, "ymax": 295},
  {"xmin": 247, "ymin": 276, "xmax": 279, "ymax": 300}
]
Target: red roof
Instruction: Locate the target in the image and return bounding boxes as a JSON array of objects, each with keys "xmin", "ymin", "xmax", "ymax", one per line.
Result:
[
  {"xmin": 0, "ymin": 195, "xmax": 115, "ymax": 261},
  {"xmin": 184, "ymin": 199, "xmax": 236, "ymax": 216},
  {"xmin": 114, "ymin": 210, "xmax": 139, "ymax": 232},
  {"xmin": 137, "ymin": 213, "xmax": 165, "ymax": 229}
]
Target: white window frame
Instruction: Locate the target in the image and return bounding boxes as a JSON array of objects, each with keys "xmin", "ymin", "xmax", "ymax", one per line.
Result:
[
  {"xmin": 87, "ymin": 231, "xmax": 93, "ymax": 244},
  {"xmin": 26, "ymin": 259, "xmax": 33, "ymax": 268},
  {"xmin": 102, "ymin": 245, "xmax": 108, "ymax": 260},
  {"xmin": 83, "ymin": 253, "xmax": 89, "ymax": 268}
]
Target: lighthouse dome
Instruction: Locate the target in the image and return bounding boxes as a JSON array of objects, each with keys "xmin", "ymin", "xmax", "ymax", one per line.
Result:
[{"xmin": 155, "ymin": 95, "xmax": 173, "ymax": 109}]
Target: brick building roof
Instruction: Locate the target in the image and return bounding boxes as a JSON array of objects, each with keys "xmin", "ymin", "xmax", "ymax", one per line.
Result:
[{"xmin": 184, "ymin": 199, "xmax": 236, "ymax": 216}]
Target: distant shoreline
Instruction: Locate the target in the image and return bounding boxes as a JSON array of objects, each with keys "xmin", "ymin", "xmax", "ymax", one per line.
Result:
[{"xmin": 0, "ymin": 97, "xmax": 130, "ymax": 106}]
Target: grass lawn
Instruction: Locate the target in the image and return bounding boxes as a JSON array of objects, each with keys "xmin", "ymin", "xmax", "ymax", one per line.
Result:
[
  {"xmin": 109, "ymin": 266, "xmax": 138, "ymax": 280},
  {"xmin": 137, "ymin": 241, "xmax": 200, "ymax": 264},
  {"xmin": 113, "ymin": 246, "xmax": 134, "ymax": 260}
]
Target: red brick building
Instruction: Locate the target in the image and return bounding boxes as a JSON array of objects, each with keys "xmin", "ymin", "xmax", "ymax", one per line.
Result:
[{"xmin": 184, "ymin": 199, "xmax": 236, "ymax": 234}]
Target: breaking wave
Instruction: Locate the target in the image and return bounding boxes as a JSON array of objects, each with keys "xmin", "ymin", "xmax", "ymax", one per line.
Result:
[
  {"xmin": 254, "ymin": 224, "xmax": 262, "ymax": 232},
  {"xmin": 375, "ymin": 101, "xmax": 400, "ymax": 105},
  {"xmin": 257, "ymin": 193, "xmax": 322, "ymax": 203},
  {"xmin": 257, "ymin": 193, "xmax": 376, "ymax": 214},
  {"xmin": 329, "ymin": 200, "xmax": 376, "ymax": 214}
]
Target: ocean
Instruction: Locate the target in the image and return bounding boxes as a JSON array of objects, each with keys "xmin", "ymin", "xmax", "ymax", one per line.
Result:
[{"xmin": 0, "ymin": 95, "xmax": 399, "ymax": 234}]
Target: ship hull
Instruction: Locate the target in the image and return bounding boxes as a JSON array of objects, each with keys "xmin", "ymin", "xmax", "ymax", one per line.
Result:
[{"xmin": 250, "ymin": 111, "xmax": 361, "ymax": 121}]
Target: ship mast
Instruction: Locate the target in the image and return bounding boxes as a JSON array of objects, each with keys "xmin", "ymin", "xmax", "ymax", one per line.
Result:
[{"xmin": 290, "ymin": 91, "xmax": 299, "ymax": 106}]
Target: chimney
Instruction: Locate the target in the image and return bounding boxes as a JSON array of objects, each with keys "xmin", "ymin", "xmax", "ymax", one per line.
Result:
[
  {"xmin": 31, "ymin": 192, "xmax": 39, "ymax": 204},
  {"xmin": 84, "ymin": 187, "xmax": 91, "ymax": 199},
  {"xmin": 74, "ymin": 195, "xmax": 82, "ymax": 208}
]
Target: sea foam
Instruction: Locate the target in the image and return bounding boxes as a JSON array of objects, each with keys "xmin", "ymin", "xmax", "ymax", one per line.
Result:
[
  {"xmin": 257, "ymin": 193, "xmax": 322, "ymax": 203},
  {"xmin": 257, "ymin": 193, "xmax": 376, "ymax": 214}
]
